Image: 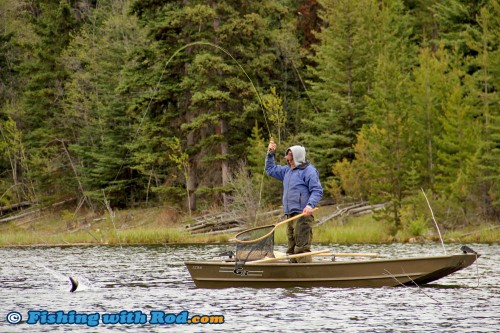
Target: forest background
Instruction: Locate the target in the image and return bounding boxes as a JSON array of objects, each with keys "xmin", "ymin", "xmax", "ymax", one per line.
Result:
[{"xmin": 0, "ymin": 0, "xmax": 499, "ymax": 238}]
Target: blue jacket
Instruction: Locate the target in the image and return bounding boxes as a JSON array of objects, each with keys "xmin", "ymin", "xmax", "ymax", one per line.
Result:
[{"xmin": 265, "ymin": 153, "xmax": 323, "ymax": 214}]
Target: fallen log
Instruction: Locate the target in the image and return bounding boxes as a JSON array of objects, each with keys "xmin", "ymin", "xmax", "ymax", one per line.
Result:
[
  {"xmin": 349, "ymin": 203, "xmax": 387, "ymax": 216},
  {"xmin": 187, "ymin": 219, "xmax": 242, "ymax": 233},
  {"xmin": 316, "ymin": 202, "xmax": 387, "ymax": 226},
  {"xmin": 204, "ymin": 226, "xmax": 246, "ymax": 235},
  {"xmin": 186, "ymin": 209, "xmax": 281, "ymax": 235},
  {"xmin": 0, "ymin": 201, "xmax": 38, "ymax": 214},
  {"xmin": 0, "ymin": 198, "xmax": 75, "ymax": 224},
  {"xmin": 316, "ymin": 202, "xmax": 366, "ymax": 226},
  {"xmin": 190, "ymin": 221, "xmax": 244, "ymax": 235},
  {"xmin": 189, "ymin": 211, "xmax": 238, "ymax": 225},
  {"xmin": 0, "ymin": 208, "xmax": 42, "ymax": 223}
]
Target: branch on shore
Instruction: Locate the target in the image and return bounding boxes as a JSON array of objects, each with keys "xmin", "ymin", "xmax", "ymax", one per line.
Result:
[
  {"xmin": 315, "ymin": 202, "xmax": 387, "ymax": 226},
  {"xmin": 0, "ymin": 199, "xmax": 76, "ymax": 224},
  {"xmin": 185, "ymin": 202, "xmax": 387, "ymax": 235},
  {"xmin": 185, "ymin": 209, "xmax": 281, "ymax": 235},
  {"xmin": 0, "ymin": 201, "xmax": 38, "ymax": 214}
]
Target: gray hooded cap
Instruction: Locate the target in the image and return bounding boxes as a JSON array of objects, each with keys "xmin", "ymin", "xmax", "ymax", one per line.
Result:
[{"xmin": 287, "ymin": 145, "xmax": 306, "ymax": 167}]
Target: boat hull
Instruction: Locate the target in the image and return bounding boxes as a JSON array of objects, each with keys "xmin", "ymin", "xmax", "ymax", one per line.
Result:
[{"xmin": 185, "ymin": 253, "xmax": 479, "ymax": 288}]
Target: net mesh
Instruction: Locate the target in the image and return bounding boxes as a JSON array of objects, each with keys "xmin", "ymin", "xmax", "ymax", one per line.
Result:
[{"xmin": 234, "ymin": 225, "xmax": 275, "ymax": 264}]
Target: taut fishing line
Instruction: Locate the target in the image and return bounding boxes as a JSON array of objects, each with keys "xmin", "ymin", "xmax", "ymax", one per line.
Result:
[
  {"xmin": 113, "ymin": 41, "xmax": 273, "ymax": 221},
  {"xmin": 136, "ymin": 41, "xmax": 272, "ymax": 137}
]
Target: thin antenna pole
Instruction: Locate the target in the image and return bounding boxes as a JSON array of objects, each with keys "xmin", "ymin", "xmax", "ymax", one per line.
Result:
[
  {"xmin": 421, "ymin": 188, "xmax": 446, "ymax": 255},
  {"xmin": 103, "ymin": 190, "xmax": 122, "ymax": 249}
]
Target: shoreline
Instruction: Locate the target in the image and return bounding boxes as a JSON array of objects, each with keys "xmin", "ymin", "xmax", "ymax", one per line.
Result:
[
  {"xmin": 1, "ymin": 206, "xmax": 499, "ymax": 247},
  {"xmin": 1, "ymin": 236, "xmax": 498, "ymax": 249}
]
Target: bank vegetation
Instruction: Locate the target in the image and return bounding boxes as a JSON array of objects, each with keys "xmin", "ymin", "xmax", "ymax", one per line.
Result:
[
  {"xmin": 1, "ymin": 0, "xmax": 499, "ymax": 239},
  {"xmin": 1, "ymin": 204, "xmax": 498, "ymax": 247}
]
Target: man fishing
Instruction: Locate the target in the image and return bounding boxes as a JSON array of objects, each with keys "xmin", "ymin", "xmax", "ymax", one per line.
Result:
[{"xmin": 266, "ymin": 141, "xmax": 323, "ymax": 263}]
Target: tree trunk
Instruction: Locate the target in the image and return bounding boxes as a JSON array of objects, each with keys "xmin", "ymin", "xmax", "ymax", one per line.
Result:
[
  {"xmin": 212, "ymin": 6, "xmax": 229, "ymax": 210},
  {"xmin": 218, "ymin": 119, "xmax": 229, "ymax": 210},
  {"xmin": 186, "ymin": 112, "xmax": 197, "ymax": 212}
]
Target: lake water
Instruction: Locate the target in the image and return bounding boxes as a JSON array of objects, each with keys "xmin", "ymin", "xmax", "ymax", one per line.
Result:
[{"xmin": 0, "ymin": 243, "xmax": 498, "ymax": 332}]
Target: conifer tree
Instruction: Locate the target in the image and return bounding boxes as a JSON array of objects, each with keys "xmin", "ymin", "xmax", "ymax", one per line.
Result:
[
  {"xmin": 434, "ymin": 68, "xmax": 479, "ymax": 203},
  {"xmin": 331, "ymin": 0, "xmax": 415, "ymax": 228},
  {"xmin": 129, "ymin": 0, "xmax": 297, "ymax": 210},
  {"xmin": 244, "ymin": 123, "xmax": 282, "ymax": 211},
  {"xmin": 306, "ymin": 0, "xmax": 414, "ymax": 179},
  {"xmin": 359, "ymin": 50, "xmax": 412, "ymax": 229},
  {"xmin": 431, "ymin": 0, "xmax": 486, "ymax": 54},
  {"xmin": 0, "ymin": 27, "xmax": 15, "ymax": 108},
  {"xmin": 306, "ymin": 0, "xmax": 379, "ymax": 177},
  {"xmin": 20, "ymin": 0, "xmax": 78, "ymax": 144},
  {"xmin": 62, "ymin": 0, "xmax": 149, "ymax": 206},
  {"xmin": 462, "ymin": 0, "xmax": 500, "ymax": 218},
  {"xmin": 408, "ymin": 47, "xmax": 455, "ymax": 189},
  {"xmin": 16, "ymin": 0, "xmax": 87, "ymax": 200},
  {"xmin": 0, "ymin": 0, "xmax": 39, "ymax": 203},
  {"xmin": 1, "ymin": 0, "xmax": 497, "ymax": 223}
]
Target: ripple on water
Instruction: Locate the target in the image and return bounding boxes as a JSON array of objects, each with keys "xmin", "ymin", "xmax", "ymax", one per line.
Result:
[{"xmin": 0, "ymin": 243, "xmax": 498, "ymax": 332}]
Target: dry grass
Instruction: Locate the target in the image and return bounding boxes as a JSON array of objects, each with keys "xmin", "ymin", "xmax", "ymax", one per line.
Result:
[
  {"xmin": 273, "ymin": 214, "xmax": 392, "ymax": 244},
  {"xmin": 444, "ymin": 224, "xmax": 500, "ymax": 243},
  {"xmin": 0, "ymin": 205, "xmax": 497, "ymax": 247}
]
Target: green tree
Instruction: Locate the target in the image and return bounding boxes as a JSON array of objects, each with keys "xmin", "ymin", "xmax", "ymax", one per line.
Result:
[
  {"xmin": 0, "ymin": 0, "xmax": 37, "ymax": 108},
  {"xmin": 463, "ymin": 0, "xmax": 500, "ymax": 219},
  {"xmin": 129, "ymin": 0, "xmax": 299, "ymax": 211},
  {"xmin": 306, "ymin": 0, "xmax": 378, "ymax": 175},
  {"xmin": 408, "ymin": 47, "xmax": 453, "ymax": 188},
  {"xmin": 245, "ymin": 122, "xmax": 282, "ymax": 209},
  {"xmin": 331, "ymin": 0, "xmax": 416, "ymax": 229},
  {"xmin": 15, "ymin": 0, "xmax": 87, "ymax": 202},
  {"xmin": 431, "ymin": 0, "xmax": 487, "ymax": 54},
  {"xmin": 0, "ymin": 0, "xmax": 40, "ymax": 205},
  {"xmin": 62, "ymin": 0, "xmax": 149, "ymax": 207},
  {"xmin": 360, "ymin": 51, "xmax": 412, "ymax": 230},
  {"xmin": 434, "ymin": 69, "xmax": 479, "ymax": 203},
  {"xmin": 262, "ymin": 86, "xmax": 286, "ymax": 144},
  {"xmin": 404, "ymin": 0, "xmax": 439, "ymax": 47},
  {"xmin": 19, "ymin": 0, "xmax": 79, "ymax": 145},
  {"xmin": 0, "ymin": 115, "xmax": 36, "ymax": 204},
  {"xmin": 306, "ymin": 0, "xmax": 414, "ymax": 179}
]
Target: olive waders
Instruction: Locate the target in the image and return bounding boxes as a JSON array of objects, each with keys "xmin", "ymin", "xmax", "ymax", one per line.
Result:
[{"xmin": 286, "ymin": 214, "xmax": 314, "ymax": 263}]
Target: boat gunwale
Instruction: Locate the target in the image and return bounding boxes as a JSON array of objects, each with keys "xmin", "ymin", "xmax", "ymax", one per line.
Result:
[
  {"xmin": 190, "ymin": 272, "xmax": 426, "ymax": 282},
  {"xmin": 184, "ymin": 253, "xmax": 480, "ymax": 267}
]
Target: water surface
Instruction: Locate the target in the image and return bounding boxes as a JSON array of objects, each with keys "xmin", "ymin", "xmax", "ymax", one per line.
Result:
[{"xmin": 1, "ymin": 243, "xmax": 498, "ymax": 332}]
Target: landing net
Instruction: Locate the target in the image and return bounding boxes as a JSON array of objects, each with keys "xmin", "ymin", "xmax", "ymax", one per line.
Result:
[{"xmin": 234, "ymin": 225, "xmax": 275, "ymax": 264}]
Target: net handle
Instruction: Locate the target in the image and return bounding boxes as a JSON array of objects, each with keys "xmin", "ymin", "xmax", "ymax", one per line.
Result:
[{"xmin": 234, "ymin": 208, "xmax": 318, "ymax": 244}]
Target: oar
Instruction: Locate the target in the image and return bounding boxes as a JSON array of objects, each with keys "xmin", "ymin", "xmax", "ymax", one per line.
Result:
[
  {"xmin": 234, "ymin": 208, "xmax": 319, "ymax": 244},
  {"xmin": 248, "ymin": 249, "xmax": 331, "ymax": 264},
  {"xmin": 273, "ymin": 251, "xmax": 378, "ymax": 258},
  {"xmin": 314, "ymin": 253, "xmax": 379, "ymax": 257}
]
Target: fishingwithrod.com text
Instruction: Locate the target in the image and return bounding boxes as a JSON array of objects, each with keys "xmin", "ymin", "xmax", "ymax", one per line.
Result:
[{"xmin": 6, "ymin": 309, "xmax": 224, "ymax": 327}]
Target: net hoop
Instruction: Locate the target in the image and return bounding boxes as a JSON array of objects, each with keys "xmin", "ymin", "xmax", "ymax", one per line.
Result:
[
  {"xmin": 234, "ymin": 225, "xmax": 276, "ymax": 244},
  {"xmin": 233, "ymin": 209, "xmax": 317, "ymax": 244}
]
